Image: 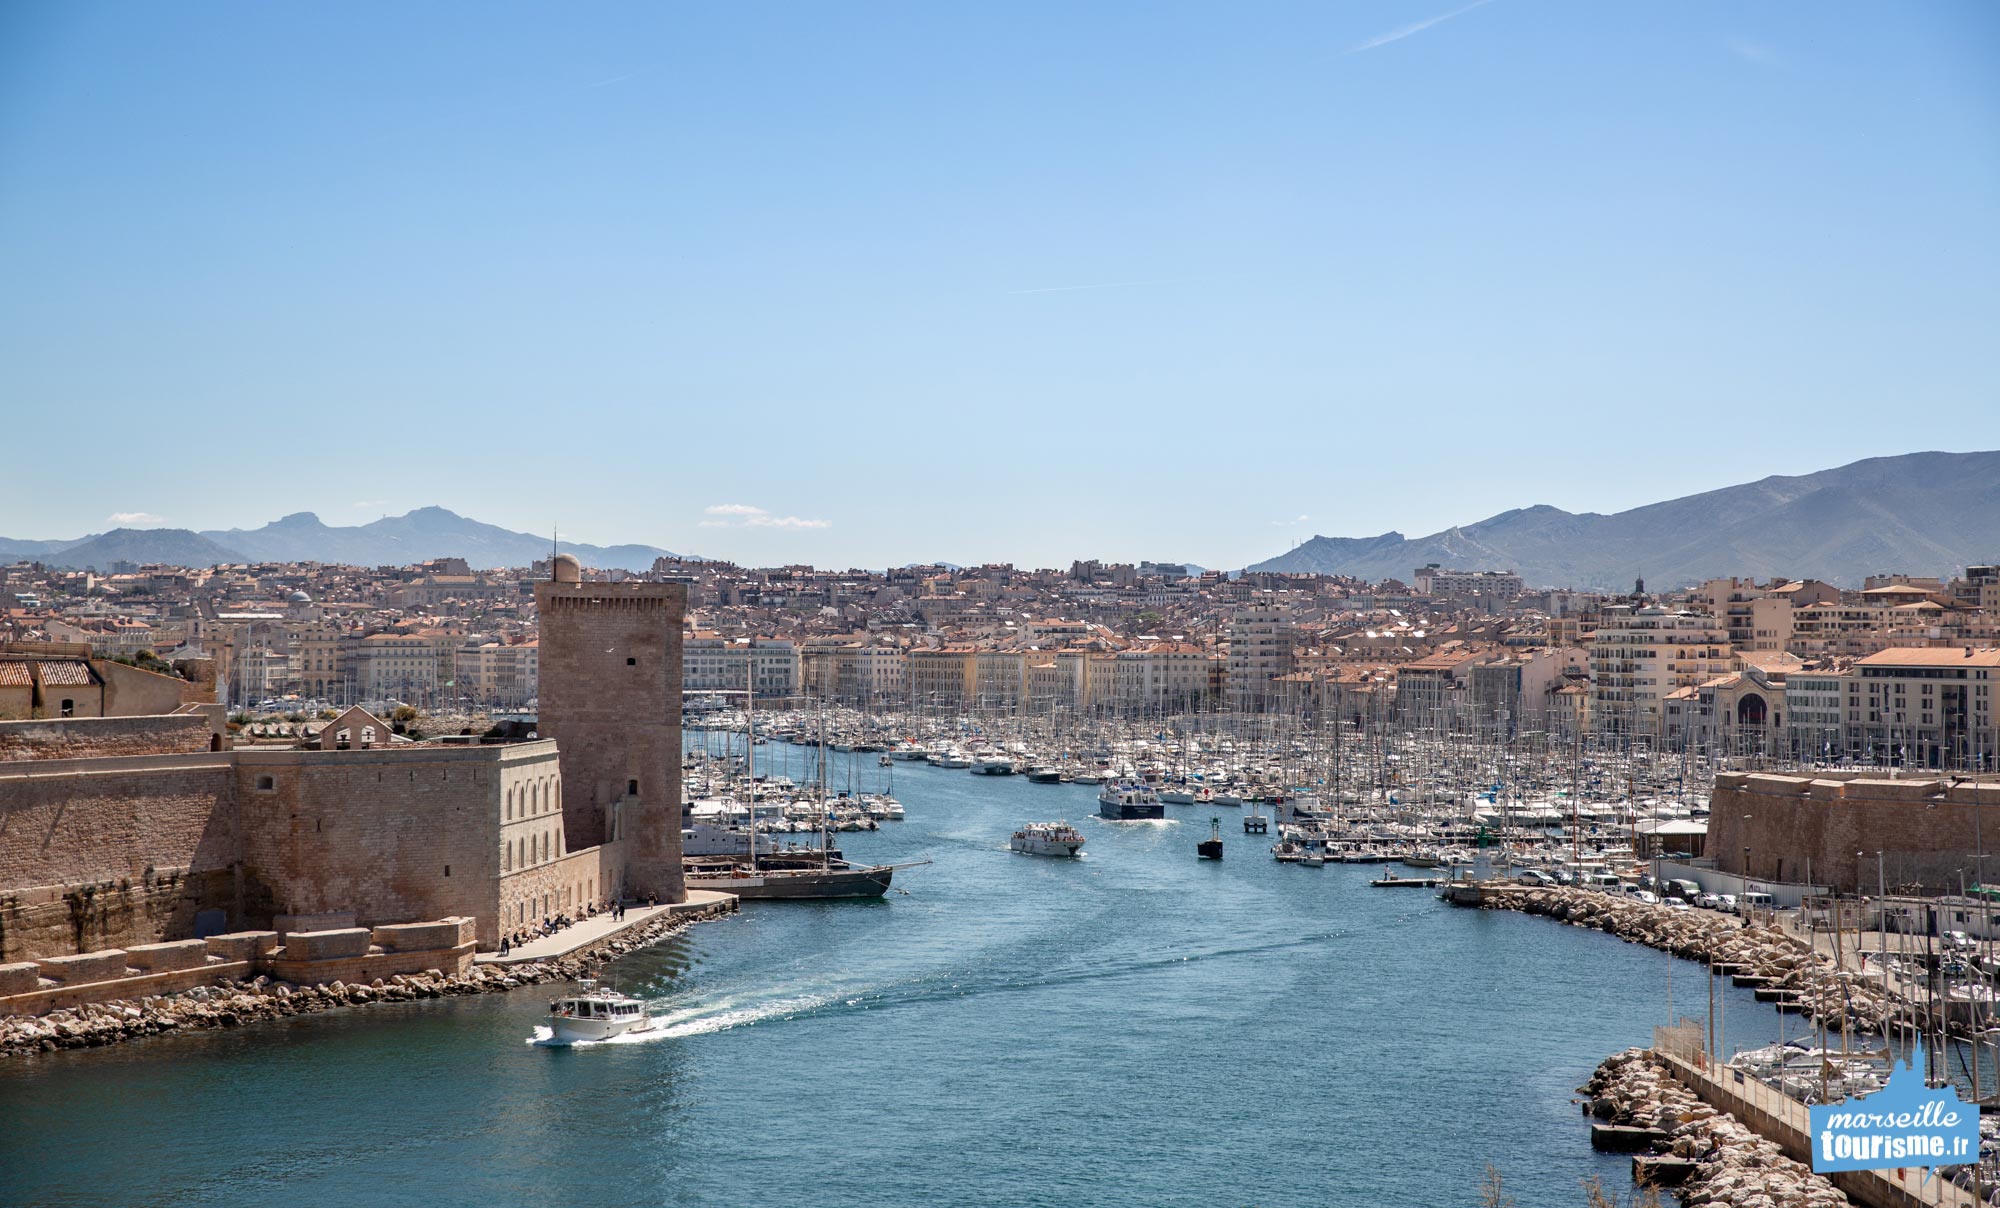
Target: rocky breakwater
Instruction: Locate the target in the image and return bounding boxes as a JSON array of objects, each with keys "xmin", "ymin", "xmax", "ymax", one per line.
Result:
[
  {"xmin": 1, "ymin": 898, "xmax": 734, "ymax": 1057},
  {"xmin": 1462, "ymin": 886, "xmax": 1896, "ymax": 1033},
  {"xmin": 1583, "ymin": 1048, "xmax": 1850, "ymax": 1208}
]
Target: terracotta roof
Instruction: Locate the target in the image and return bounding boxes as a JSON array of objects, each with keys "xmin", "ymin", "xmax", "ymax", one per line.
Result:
[
  {"xmin": 0, "ymin": 662, "xmax": 32, "ymax": 686},
  {"xmin": 34, "ymin": 659, "xmax": 94, "ymax": 686}
]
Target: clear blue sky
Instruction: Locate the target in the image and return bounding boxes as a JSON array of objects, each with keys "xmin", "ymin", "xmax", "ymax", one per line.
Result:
[{"xmin": 2, "ymin": 1, "xmax": 1995, "ymax": 569}]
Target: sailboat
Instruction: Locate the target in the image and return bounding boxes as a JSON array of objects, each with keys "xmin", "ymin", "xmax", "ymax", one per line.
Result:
[{"xmin": 683, "ymin": 671, "xmax": 916, "ymax": 900}]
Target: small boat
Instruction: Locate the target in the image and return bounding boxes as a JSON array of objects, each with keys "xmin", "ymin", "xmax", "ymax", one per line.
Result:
[
  {"xmin": 1024, "ymin": 767, "xmax": 1064, "ymax": 784},
  {"xmin": 970, "ymin": 755, "xmax": 1019, "ymax": 775},
  {"xmin": 1197, "ymin": 818, "xmax": 1223, "ymax": 861},
  {"xmin": 547, "ymin": 984, "xmax": 655, "ymax": 1043},
  {"xmin": 1011, "ymin": 821, "xmax": 1085, "ymax": 857}
]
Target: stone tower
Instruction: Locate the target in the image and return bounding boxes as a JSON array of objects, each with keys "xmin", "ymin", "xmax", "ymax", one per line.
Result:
[{"xmin": 534, "ymin": 555, "xmax": 686, "ymax": 903}]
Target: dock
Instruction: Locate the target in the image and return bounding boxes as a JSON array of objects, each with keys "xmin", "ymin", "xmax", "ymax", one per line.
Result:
[
  {"xmin": 1371, "ymin": 875, "xmax": 1442, "ymax": 888},
  {"xmin": 475, "ymin": 891, "xmax": 737, "ymax": 966}
]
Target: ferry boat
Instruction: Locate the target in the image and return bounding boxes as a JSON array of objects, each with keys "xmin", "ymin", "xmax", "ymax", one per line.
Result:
[
  {"xmin": 1010, "ymin": 821, "xmax": 1085, "ymax": 857},
  {"xmin": 1097, "ymin": 783, "xmax": 1164, "ymax": 821},
  {"xmin": 547, "ymin": 985, "xmax": 655, "ymax": 1043},
  {"xmin": 970, "ymin": 754, "xmax": 1019, "ymax": 775}
]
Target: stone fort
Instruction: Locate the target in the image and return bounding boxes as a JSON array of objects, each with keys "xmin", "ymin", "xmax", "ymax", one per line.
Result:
[{"xmin": 0, "ymin": 558, "xmax": 685, "ymax": 961}]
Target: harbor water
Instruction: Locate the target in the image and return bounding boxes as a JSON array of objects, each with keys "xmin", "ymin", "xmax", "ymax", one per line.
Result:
[{"xmin": 0, "ymin": 745, "xmax": 1795, "ymax": 1207}]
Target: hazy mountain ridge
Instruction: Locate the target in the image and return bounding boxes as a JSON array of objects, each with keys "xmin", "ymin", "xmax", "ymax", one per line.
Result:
[
  {"xmin": 1247, "ymin": 451, "xmax": 2000, "ymax": 589},
  {"xmin": 0, "ymin": 508, "xmax": 685, "ymax": 572}
]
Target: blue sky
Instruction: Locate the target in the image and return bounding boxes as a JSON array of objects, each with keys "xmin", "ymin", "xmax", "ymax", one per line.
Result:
[{"xmin": 2, "ymin": 1, "xmax": 1995, "ymax": 569}]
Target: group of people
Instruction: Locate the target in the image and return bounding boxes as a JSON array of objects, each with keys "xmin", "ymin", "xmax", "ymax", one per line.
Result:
[{"xmin": 494, "ymin": 893, "xmax": 660, "ymax": 955}]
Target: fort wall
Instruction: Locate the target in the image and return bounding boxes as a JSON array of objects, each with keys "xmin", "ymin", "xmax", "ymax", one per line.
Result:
[{"xmin": 1711, "ymin": 771, "xmax": 2000, "ymax": 891}]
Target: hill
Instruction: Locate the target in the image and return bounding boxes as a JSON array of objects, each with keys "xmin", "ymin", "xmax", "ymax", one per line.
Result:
[
  {"xmin": 1245, "ymin": 450, "xmax": 2000, "ymax": 589},
  {"xmin": 1, "ymin": 508, "xmax": 686, "ymax": 571}
]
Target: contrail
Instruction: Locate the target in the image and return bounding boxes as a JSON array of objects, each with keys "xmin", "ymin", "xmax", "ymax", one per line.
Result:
[{"xmin": 1343, "ymin": 0, "xmax": 1494, "ymax": 55}]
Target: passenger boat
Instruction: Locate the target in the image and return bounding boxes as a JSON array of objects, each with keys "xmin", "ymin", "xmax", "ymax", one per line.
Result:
[
  {"xmin": 970, "ymin": 754, "xmax": 1019, "ymax": 775},
  {"xmin": 547, "ymin": 984, "xmax": 655, "ymax": 1043},
  {"xmin": 1024, "ymin": 766, "xmax": 1064, "ymax": 784},
  {"xmin": 1097, "ymin": 782, "xmax": 1164, "ymax": 821},
  {"xmin": 1011, "ymin": 821, "xmax": 1085, "ymax": 857}
]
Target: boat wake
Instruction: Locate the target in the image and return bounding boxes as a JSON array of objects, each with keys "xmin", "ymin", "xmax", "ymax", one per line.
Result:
[{"xmin": 535, "ymin": 927, "xmax": 1350, "ymax": 1046}]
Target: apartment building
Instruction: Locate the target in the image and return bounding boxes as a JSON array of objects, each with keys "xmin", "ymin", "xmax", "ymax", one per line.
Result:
[
  {"xmin": 1842, "ymin": 647, "xmax": 2000, "ymax": 769},
  {"xmin": 1588, "ymin": 606, "xmax": 1733, "ymax": 738},
  {"xmin": 1226, "ymin": 601, "xmax": 1293, "ymax": 712}
]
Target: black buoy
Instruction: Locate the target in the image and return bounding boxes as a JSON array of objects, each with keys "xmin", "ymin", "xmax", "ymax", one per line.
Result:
[{"xmin": 1197, "ymin": 817, "xmax": 1224, "ymax": 860}]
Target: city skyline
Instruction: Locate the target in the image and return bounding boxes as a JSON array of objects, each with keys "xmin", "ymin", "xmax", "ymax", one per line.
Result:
[{"xmin": 3, "ymin": 1, "xmax": 1997, "ymax": 568}]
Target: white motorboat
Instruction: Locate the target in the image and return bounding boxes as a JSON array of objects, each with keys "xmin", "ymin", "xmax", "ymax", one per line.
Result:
[
  {"xmin": 970, "ymin": 755, "xmax": 1019, "ymax": 775},
  {"xmin": 1011, "ymin": 821, "xmax": 1085, "ymax": 857},
  {"xmin": 547, "ymin": 985, "xmax": 655, "ymax": 1043}
]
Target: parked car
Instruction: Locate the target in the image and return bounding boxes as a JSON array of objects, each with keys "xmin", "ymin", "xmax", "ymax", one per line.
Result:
[
  {"xmin": 1517, "ymin": 869, "xmax": 1557, "ymax": 887},
  {"xmin": 1695, "ymin": 893, "xmax": 1722, "ymax": 910},
  {"xmin": 1712, "ymin": 894, "xmax": 1739, "ymax": 914},
  {"xmin": 1628, "ymin": 889, "xmax": 1660, "ymax": 905}
]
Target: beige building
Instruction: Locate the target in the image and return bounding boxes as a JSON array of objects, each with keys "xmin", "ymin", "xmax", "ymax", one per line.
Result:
[
  {"xmin": 1841, "ymin": 647, "xmax": 2000, "ymax": 769},
  {"xmin": 1589, "ymin": 606, "xmax": 1733, "ymax": 738}
]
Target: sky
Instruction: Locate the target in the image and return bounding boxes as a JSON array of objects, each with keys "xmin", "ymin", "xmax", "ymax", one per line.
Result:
[{"xmin": 1, "ymin": 1, "xmax": 1996, "ymax": 570}]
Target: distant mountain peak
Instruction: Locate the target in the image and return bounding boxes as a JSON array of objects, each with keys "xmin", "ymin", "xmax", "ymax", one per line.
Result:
[{"xmin": 1246, "ymin": 449, "xmax": 2000, "ymax": 589}]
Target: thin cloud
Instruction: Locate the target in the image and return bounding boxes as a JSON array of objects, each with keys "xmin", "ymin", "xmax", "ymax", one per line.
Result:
[
  {"xmin": 1269, "ymin": 513, "xmax": 1311, "ymax": 527},
  {"xmin": 1008, "ymin": 281, "xmax": 1138, "ymax": 296},
  {"xmin": 1726, "ymin": 38, "xmax": 1777, "ymax": 66},
  {"xmin": 1344, "ymin": 0, "xmax": 1494, "ymax": 55},
  {"xmin": 352, "ymin": 499, "xmax": 389, "ymax": 509},
  {"xmin": 107, "ymin": 511, "xmax": 164, "ymax": 526},
  {"xmin": 700, "ymin": 504, "xmax": 830, "ymax": 530}
]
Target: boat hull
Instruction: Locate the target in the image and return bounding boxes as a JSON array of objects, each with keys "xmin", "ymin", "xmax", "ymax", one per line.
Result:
[
  {"xmin": 1098, "ymin": 801, "xmax": 1165, "ymax": 821},
  {"xmin": 547, "ymin": 1014, "xmax": 654, "ymax": 1043},
  {"xmin": 1011, "ymin": 836, "xmax": 1083, "ymax": 857},
  {"xmin": 684, "ymin": 865, "xmax": 894, "ymax": 899}
]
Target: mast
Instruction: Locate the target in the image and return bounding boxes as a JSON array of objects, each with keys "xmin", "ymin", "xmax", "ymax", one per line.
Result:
[{"xmin": 745, "ymin": 640, "xmax": 756, "ymax": 874}]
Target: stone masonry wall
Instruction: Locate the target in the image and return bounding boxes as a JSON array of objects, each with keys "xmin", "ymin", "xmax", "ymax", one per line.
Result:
[
  {"xmin": 534, "ymin": 578, "xmax": 684, "ymax": 901},
  {"xmin": 229, "ymin": 744, "xmax": 552, "ymax": 934},
  {"xmin": 0, "ymin": 714, "xmax": 215, "ymax": 762},
  {"xmin": 1711, "ymin": 771, "xmax": 2000, "ymax": 891}
]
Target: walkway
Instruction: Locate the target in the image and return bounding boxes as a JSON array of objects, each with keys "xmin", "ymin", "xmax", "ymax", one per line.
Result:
[{"xmin": 475, "ymin": 890, "xmax": 736, "ymax": 966}]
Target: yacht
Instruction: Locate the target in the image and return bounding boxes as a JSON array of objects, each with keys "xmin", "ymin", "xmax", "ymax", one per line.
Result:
[
  {"xmin": 1097, "ymin": 783, "xmax": 1165, "ymax": 821},
  {"xmin": 932, "ymin": 749, "xmax": 973, "ymax": 769},
  {"xmin": 547, "ymin": 985, "xmax": 655, "ymax": 1043},
  {"xmin": 970, "ymin": 754, "xmax": 1019, "ymax": 775},
  {"xmin": 1011, "ymin": 821, "xmax": 1085, "ymax": 857},
  {"xmin": 683, "ymin": 855, "xmax": 900, "ymax": 899}
]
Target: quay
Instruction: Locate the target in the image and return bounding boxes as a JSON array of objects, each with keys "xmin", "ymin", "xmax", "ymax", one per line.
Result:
[
  {"xmin": 1651, "ymin": 1042, "xmax": 1982, "ymax": 1208},
  {"xmin": 477, "ymin": 891, "xmax": 737, "ymax": 966}
]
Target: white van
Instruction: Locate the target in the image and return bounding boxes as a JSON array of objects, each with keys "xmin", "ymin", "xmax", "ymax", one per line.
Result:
[{"xmin": 1740, "ymin": 891, "xmax": 1775, "ymax": 911}]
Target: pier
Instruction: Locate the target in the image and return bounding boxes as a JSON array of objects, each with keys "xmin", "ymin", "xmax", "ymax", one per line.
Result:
[{"xmin": 476, "ymin": 891, "xmax": 737, "ymax": 966}]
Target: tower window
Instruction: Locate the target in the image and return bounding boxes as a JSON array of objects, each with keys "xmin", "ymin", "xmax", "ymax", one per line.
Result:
[
  {"xmin": 627, "ymin": 657, "xmax": 636, "ymax": 666},
  {"xmin": 628, "ymin": 779, "xmax": 639, "ymax": 796}
]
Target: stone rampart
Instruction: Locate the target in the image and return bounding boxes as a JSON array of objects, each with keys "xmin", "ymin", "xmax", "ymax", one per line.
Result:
[
  {"xmin": 0, "ymin": 714, "xmax": 215, "ymax": 762},
  {"xmin": 1711, "ymin": 771, "xmax": 2000, "ymax": 890},
  {"xmin": 283, "ymin": 928, "xmax": 371, "ymax": 961}
]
